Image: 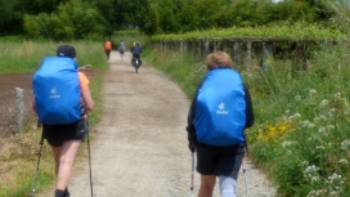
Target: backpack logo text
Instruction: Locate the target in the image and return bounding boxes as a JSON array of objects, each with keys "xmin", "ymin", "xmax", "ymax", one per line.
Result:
[{"xmin": 216, "ymin": 102, "xmax": 229, "ymax": 115}]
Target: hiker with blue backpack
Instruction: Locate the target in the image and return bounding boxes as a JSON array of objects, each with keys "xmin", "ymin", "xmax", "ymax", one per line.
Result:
[
  {"xmin": 32, "ymin": 45, "xmax": 94, "ymax": 197},
  {"xmin": 186, "ymin": 51, "xmax": 254, "ymax": 197}
]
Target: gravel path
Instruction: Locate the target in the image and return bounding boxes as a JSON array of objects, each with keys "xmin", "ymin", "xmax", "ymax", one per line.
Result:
[{"xmin": 68, "ymin": 52, "xmax": 277, "ymax": 197}]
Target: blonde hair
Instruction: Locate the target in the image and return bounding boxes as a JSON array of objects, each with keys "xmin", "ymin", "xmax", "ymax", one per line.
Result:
[{"xmin": 206, "ymin": 51, "xmax": 234, "ymax": 70}]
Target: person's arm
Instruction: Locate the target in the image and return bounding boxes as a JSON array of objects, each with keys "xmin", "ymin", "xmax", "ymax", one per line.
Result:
[
  {"xmin": 187, "ymin": 89, "xmax": 200, "ymax": 152},
  {"xmin": 244, "ymin": 85, "xmax": 254, "ymax": 128},
  {"xmin": 187, "ymin": 99, "xmax": 196, "ymax": 137},
  {"xmin": 79, "ymin": 72, "xmax": 94, "ymax": 112},
  {"xmin": 81, "ymin": 85, "xmax": 94, "ymax": 112}
]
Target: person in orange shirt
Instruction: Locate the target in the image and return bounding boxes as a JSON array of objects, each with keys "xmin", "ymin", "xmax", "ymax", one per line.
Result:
[{"xmin": 104, "ymin": 39, "xmax": 113, "ymax": 60}]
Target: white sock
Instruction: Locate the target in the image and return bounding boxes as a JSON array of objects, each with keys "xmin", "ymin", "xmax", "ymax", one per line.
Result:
[{"xmin": 219, "ymin": 176, "xmax": 237, "ymax": 197}]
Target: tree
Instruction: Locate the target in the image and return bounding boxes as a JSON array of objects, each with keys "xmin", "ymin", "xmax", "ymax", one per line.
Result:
[
  {"xmin": 92, "ymin": 0, "xmax": 157, "ymax": 34},
  {"xmin": 24, "ymin": 0, "xmax": 106, "ymax": 40},
  {"xmin": 0, "ymin": 0, "xmax": 64, "ymax": 34}
]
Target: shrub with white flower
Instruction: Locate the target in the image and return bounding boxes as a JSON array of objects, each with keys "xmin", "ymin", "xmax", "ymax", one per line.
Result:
[
  {"xmin": 306, "ymin": 189, "xmax": 327, "ymax": 197},
  {"xmin": 281, "ymin": 140, "xmax": 295, "ymax": 148},
  {"xmin": 340, "ymin": 139, "xmax": 350, "ymax": 151},
  {"xmin": 344, "ymin": 108, "xmax": 350, "ymax": 116},
  {"xmin": 326, "ymin": 173, "xmax": 345, "ymax": 196},
  {"xmin": 319, "ymin": 114, "xmax": 327, "ymax": 121},
  {"xmin": 327, "ymin": 173, "xmax": 343, "ymax": 185},
  {"xmin": 295, "ymin": 95, "xmax": 302, "ymax": 101},
  {"xmin": 318, "ymin": 127, "xmax": 326, "ymax": 134},
  {"xmin": 316, "ymin": 145, "xmax": 326, "ymax": 151},
  {"xmin": 326, "ymin": 124, "xmax": 335, "ymax": 131},
  {"xmin": 334, "ymin": 92, "xmax": 341, "ymax": 99},
  {"xmin": 338, "ymin": 158, "xmax": 348, "ymax": 165},
  {"xmin": 300, "ymin": 160, "xmax": 309, "ymax": 167},
  {"xmin": 301, "ymin": 120, "xmax": 316, "ymax": 129},
  {"xmin": 304, "ymin": 165, "xmax": 321, "ymax": 184},
  {"xmin": 309, "ymin": 89, "xmax": 317, "ymax": 95},
  {"xmin": 320, "ymin": 99, "xmax": 329, "ymax": 108},
  {"xmin": 313, "ymin": 116, "xmax": 321, "ymax": 123},
  {"xmin": 328, "ymin": 191, "xmax": 341, "ymax": 197},
  {"xmin": 287, "ymin": 112, "xmax": 301, "ymax": 120}
]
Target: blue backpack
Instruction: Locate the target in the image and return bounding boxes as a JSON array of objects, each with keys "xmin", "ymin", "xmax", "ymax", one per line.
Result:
[
  {"xmin": 194, "ymin": 68, "xmax": 246, "ymax": 146},
  {"xmin": 32, "ymin": 57, "xmax": 81, "ymax": 125}
]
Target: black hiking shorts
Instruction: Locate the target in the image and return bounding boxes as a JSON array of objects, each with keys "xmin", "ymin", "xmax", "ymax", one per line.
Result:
[
  {"xmin": 43, "ymin": 119, "xmax": 87, "ymax": 147},
  {"xmin": 196, "ymin": 143, "xmax": 245, "ymax": 179}
]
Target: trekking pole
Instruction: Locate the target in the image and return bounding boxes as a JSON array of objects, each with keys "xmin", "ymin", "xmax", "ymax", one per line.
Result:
[
  {"xmin": 86, "ymin": 120, "xmax": 94, "ymax": 197},
  {"xmin": 31, "ymin": 132, "xmax": 44, "ymax": 197},
  {"xmin": 242, "ymin": 143, "xmax": 249, "ymax": 197},
  {"xmin": 189, "ymin": 152, "xmax": 195, "ymax": 197},
  {"xmin": 242, "ymin": 158, "xmax": 248, "ymax": 197}
]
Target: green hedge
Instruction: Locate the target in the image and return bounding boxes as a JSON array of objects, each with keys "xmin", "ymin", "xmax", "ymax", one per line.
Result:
[{"xmin": 151, "ymin": 24, "xmax": 345, "ymax": 42}]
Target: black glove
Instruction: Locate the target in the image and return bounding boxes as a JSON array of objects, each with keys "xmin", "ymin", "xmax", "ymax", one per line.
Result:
[
  {"xmin": 186, "ymin": 125, "xmax": 197, "ymax": 153},
  {"xmin": 188, "ymin": 141, "xmax": 196, "ymax": 153}
]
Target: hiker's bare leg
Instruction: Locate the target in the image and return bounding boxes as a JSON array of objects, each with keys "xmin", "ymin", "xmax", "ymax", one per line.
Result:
[
  {"xmin": 52, "ymin": 146, "xmax": 62, "ymax": 175},
  {"xmin": 56, "ymin": 140, "xmax": 81, "ymax": 190},
  {"xmin": 199, "ymin": 175, "xmax": 216, "ymax": 197}
]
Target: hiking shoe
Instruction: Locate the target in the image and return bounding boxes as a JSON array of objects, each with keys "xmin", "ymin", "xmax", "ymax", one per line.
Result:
[
  {"xmin": 64, "ymin": 188, "xmax": 70, "ymax": 197},
  {"xmin": 55, "ymin": 189, "xmax": 65, "ymax": 197}
]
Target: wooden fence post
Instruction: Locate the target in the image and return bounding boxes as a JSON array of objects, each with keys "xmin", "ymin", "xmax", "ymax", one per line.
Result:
[
  {"xmin": 204, "ymin": 41, "xmax": 210, "ymax": 54},
  {"xmin": 261, "ymin": 42, "xmax": 273, "ymax": 70},
  {"xmin": 196, "ymin": 41, "xmax": 201, "ymax": 57},
  {"xmin": 180, "ymin": 41, "xmax": 184, "ymax": 55},
  {"xmin": 213, "ymin": 41, "xmax": 218, "ymax": 52},
  {"xmin": 16, "ymin": 87, "xmax": 24, "ymax": 132},
  {"xmin": 296, "ymin": 42, "xmax": 308, "ymax": 70},
  {"xmin": 198, "ymin": 40, "xmax": 203, "ymax": 57},
  {"xmin": 233, "ymin": 41, "xmax": 240, "ymax": 67},
  {"xmin": 246, "ymin": 41, "xmax": 252, "ymax": 66},
  {"xmin": 160, "ymin": 41, "xmax": 164, "ymax": 54}
]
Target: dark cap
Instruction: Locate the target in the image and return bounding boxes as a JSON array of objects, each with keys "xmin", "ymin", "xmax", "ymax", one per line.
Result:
[{"xmin": 56, "ymin": 45, "xmax": 76, "ymax": 58}]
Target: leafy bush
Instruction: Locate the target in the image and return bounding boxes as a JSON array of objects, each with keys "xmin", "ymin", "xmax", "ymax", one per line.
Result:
[{"xmin": 24, "ymin": 0, "xmax": 106, "ymax": 40}]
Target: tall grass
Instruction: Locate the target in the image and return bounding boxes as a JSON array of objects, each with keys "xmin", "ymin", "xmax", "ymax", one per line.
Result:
[{"xmin": 0, "ymin": 40, "xmax": 108, "ymax": 74}]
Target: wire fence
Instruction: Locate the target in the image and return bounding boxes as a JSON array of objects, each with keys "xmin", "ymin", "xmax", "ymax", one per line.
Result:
[{"xmin": 0, "ymin": 87, "xmax": 33, "ymax": 136}]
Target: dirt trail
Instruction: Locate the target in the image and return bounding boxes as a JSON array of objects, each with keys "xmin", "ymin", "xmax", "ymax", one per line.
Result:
[{"xmin": 68, "ymin": 52, "xmax": 277, "ymax": 197}]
